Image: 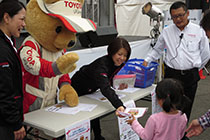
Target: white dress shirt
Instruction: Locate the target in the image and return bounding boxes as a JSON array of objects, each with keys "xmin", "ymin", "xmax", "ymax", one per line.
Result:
[{"xmin": 145, "ymin": 21, "xmax": 210, "ymax": 70}]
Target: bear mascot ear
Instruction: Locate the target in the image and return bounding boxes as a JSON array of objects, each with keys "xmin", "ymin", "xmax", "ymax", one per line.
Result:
[{"xmin": 19, "ymin": 0, "xmax": 96, "ymax": 114}]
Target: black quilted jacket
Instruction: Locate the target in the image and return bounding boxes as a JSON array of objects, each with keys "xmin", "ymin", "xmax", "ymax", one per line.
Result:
[
  {"xmin": 71, "ymin": 55, "xmax": 124, "ymax": 109},
  {"xmin": 0, "ymin": 30, "xmax": 24, "ymax": 131}
]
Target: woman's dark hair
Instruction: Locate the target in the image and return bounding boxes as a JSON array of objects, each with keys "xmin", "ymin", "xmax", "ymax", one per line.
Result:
[
  {"xmin": 107, "ymin": 37, "xmax": 131, "ymax": 62},
  {"xmin": 0, "ymin": 0, "xmax": 26, "ymax": 22},
  {"xmin": 170, "ymin": 1, "xmax": 188, "ymax": 14},
  {"xmin": 156, "ymin": 78, "xmax": 191, "ymax": 114},
  {"xmin": 200, "ymin": 9, "xmax": 210, "ymax": 32}
]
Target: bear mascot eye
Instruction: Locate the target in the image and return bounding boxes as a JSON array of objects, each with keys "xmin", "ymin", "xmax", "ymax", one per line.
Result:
[{"xmin": 56, "ymin": 26, "xmax": 62, "ymax": 33}]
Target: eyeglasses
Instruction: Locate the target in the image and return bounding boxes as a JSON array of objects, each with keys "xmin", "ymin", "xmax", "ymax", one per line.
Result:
[{"xmin": 171, "ymin": 12, "xmax": 187, "ymax": 20}]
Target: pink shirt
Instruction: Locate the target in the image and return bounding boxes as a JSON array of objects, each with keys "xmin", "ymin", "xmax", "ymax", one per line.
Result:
[{"xmin": 131, "ymin": 111, "xmax": 187, "ymax": 140}]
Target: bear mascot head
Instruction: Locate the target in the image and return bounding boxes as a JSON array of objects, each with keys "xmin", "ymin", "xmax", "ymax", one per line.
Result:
[{"xmin": 18, "ymin": 0, "xmax": 96, "ymax": 113}]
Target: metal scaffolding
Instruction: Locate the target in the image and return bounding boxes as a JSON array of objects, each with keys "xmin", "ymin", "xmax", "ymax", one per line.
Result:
[
  {"xmin": 82, "ymin": 0, "xmax": 115, "ymax": 27},
  {"xmin": 82, "ymin": 0, "xmax": 99, "ymax": 25}
]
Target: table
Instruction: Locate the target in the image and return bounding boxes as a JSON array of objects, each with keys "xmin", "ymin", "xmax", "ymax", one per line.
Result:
[{"xmin": 23, "ymin": 85, "xmax": 155, "ymax": 138}]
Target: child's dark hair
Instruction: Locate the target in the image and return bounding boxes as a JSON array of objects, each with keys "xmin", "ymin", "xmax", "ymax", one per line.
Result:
[
  {"xmin": 107, "ymin": 37, "xmax": 131, "ymax": 62},
  {"xmin": 156, "ymin": 78, "xmax": 191, "ymax": 114},
  {"xmin": 0, "ymin": 0, "xmax": 26, "ymax": 22}
]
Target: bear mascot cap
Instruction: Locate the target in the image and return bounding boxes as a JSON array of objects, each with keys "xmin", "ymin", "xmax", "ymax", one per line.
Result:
[{"xmin": 37, "ymin": 0, "xmax": 96, "ymax": 33}]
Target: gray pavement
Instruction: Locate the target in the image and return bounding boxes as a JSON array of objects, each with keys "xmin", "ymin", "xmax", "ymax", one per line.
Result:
[{"xmin": 97, "ymin": 67, "xmax": 210, "ymax": 140}]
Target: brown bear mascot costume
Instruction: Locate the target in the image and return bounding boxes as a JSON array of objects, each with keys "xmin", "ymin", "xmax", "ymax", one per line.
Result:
[{"xmin": 18, "ymin": 0, "xmax": 96, "ymax": 114}]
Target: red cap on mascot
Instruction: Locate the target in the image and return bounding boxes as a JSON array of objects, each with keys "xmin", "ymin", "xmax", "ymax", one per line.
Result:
[{"xmin": 37, "ymin": 0, "xmax": 97, "ymax": 33}]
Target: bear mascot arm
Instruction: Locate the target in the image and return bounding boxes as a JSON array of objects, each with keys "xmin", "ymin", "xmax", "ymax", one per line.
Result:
[{"xmin": 20, "ymin": 39, "xmax": 78, "ymax": 76}]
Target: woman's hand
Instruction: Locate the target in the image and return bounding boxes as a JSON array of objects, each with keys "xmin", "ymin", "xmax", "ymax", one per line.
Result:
[
  {"xmin": 115, "ymin": 106, "xmax": 125, "ymax": 117},
  {"xmin": 14, "ymin": 126, "xmax": 26, "ymax": 140},
  {"xmin": 118, "ymin": 83, "xmax": 128, "ymax": 90}
]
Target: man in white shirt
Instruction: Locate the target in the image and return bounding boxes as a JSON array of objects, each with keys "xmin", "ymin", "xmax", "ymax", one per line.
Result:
[{"xmin": 143, "ymin": 1, "xmax": 210, "ymax": 120}]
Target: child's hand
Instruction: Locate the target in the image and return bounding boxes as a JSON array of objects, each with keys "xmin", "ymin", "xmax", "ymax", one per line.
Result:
[{"xmin": 126, "ymin": 114, "xmax": 135, "ymax": 125}]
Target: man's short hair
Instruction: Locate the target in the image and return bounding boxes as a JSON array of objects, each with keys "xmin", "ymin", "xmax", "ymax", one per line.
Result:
[{"xmin": 170, "ymin": 1, "xmax": 188, "ymax": 14}]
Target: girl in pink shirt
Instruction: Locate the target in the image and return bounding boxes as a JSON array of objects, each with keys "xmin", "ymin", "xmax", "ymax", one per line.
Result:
[{"xmin": 127, "ymin": 78, "xmax": 190, "ymax": 140}]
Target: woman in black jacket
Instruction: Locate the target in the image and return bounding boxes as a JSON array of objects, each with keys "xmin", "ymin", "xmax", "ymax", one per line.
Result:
[
  {"xmin": 0, "ymin": 0, "xmax": 26, "ymax": 139},
  {"xmin": 71, "ymin": 37, "xmax": 131, "ymax": 140}
]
